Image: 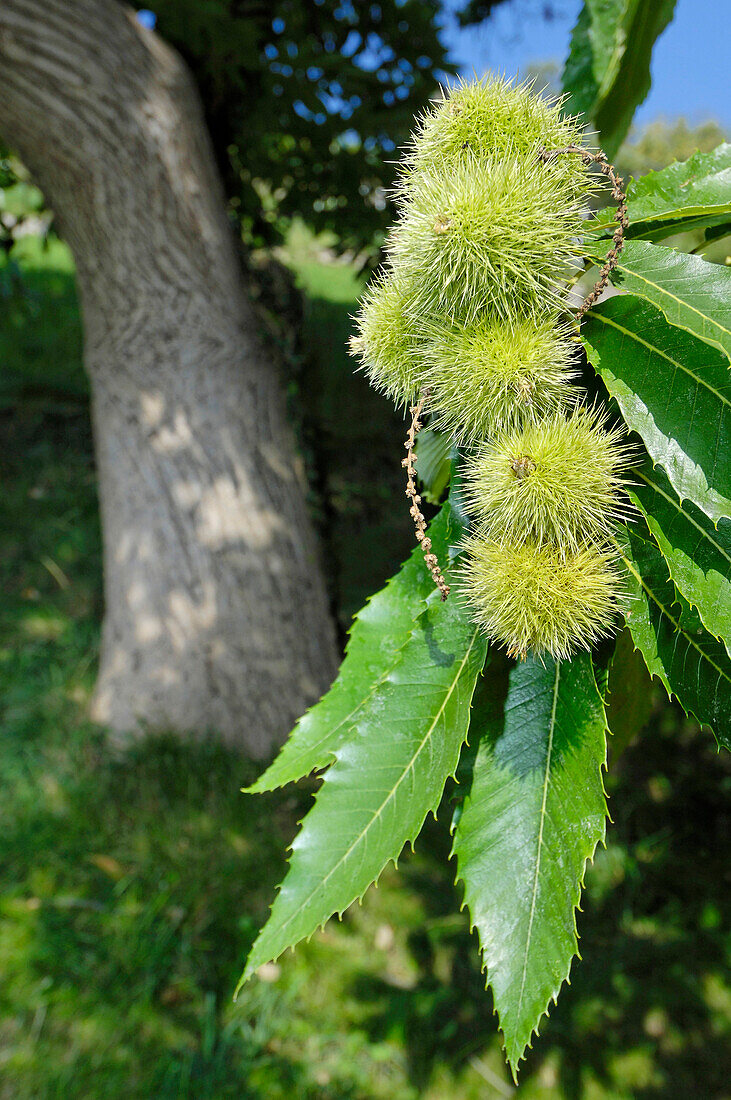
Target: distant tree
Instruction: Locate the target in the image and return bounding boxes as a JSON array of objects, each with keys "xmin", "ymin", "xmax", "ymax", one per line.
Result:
[{"xmin": 617, "ymin": 117, "xmax": 727, "ymax": 178}]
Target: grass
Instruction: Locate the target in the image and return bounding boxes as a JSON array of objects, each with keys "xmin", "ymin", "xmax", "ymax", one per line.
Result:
[{"xmin": 0, "ymin": 236, "xmax": 729, "ymax": 1098}]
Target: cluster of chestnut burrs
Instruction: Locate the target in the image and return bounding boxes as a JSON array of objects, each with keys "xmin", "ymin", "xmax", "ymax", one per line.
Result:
[{"xmin": 350, "ymin": 77, "xmax": 632, "ymax": 659}]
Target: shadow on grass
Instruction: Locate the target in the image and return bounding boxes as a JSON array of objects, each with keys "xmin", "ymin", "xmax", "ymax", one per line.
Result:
[{"xmin": 0, "ymin": 723, "xmax": 326, "ymax": 1097}]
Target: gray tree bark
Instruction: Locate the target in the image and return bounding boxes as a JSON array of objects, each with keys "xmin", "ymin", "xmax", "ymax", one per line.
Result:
[{"xmin": 0, "ymin": 0, "xmax": 337, "ymax": 757}]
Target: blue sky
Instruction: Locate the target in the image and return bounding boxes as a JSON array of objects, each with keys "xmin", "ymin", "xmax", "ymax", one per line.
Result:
[{"xmin": 441, "ymin": 0, "xmax": 730, "ymax": 131}]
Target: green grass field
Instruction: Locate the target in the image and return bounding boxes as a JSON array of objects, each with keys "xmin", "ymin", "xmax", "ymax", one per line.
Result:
[{"xmin": 0, "ymin": 236, "xmax": 729, "ymax": 1098}]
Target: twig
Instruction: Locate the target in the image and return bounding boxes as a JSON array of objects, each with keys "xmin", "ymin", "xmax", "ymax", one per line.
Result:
[
  {"xmin": 402, "ymin": 390, "xmax": 450, "ymax": 600},
  {"xmin": 537, "ymin": 145, "xmax": 628, "ymax": 322}
]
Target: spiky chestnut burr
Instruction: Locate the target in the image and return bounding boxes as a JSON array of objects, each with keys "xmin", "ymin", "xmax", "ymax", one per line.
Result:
[
  {"xmin": 387, "ymin": 153, "xmax": 588, "ymax": 324},
  {"xmin": 460, "ymin": 536, "xmax": 626, "ymax": 660},
  {"xmin": 418, "ymin": 315, "xmax": 578, "ymax": 443},
  {"xmin": 397, "ymin": 76, "xmax": 589, "ymax": 201},
  {"xmin": 464, "ymin": 407, "xmax": 635, "ymax": 553},
  {"xmin": 349, "ymin": 272, "xmax": 421, "ymax": 408}
]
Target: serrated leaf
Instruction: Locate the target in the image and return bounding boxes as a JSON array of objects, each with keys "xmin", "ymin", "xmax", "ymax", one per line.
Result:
[
  {"xmin": 239, "ymin": 589, "xmax": 488, "ymax": 988},
  {"xmin": 562, "ymin": 0, "xmax": 676, "ymax": 158},
  {"xmin": 621, "ymin": 523, "xmax": 731, "ymax": 749},
  {"xmin": 605, "ymin": 627, "xmax": 656, "ymax": 755},
  {"xmin": 585, "ymin": 240, "xmax": 731, "ymax": 359},
  {"xmin": 623, "ymin": 143, "xmax": 731, "ymax": 236},
  {"xmin": 248, "ymin": 506, "xmax": 457, "ymax": 792},
  {"xmin": 581, "ymin": 295, "xmax": 731, "ymax": 523},
  {"xmin": 453, "ymin": 653, "xmax": 608, "ymax": 1077},
  {"xmin": 630, "ymin": 462, "xmax": 731, "ymax": 654}
]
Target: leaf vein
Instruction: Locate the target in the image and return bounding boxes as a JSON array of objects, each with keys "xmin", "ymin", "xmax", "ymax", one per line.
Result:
[{"xmin": 516, "ymin": 660, "xmax": 560, "ymax": 1021}]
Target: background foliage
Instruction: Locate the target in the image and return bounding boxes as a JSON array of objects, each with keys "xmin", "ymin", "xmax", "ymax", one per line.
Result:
[{"xmin": 150, "ymin": 0, "xmax": 455, "ymax": 250}]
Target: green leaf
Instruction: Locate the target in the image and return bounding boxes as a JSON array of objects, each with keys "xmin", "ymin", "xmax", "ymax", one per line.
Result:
[
  {"xmin": 562, "ymin": 0, "xmax": 627, "ymax": 120},
  {"xmin": 581, "ymin": 295, "xmax": 731, "ymax": 523},
  {"xmin": 621, "ymin": 524, "xmax": 731, "ymax": 749},
  {"xmin": 630, "ymin": 462, "xmax": 731, "ymax": 654},
  {"xmin": 248, "ymin": 506, "xmax": 458, "ymax": 792},
  {"xmin": 586, "ymin": 240, "xmax": 731, "ymax": 359},
  {"xmin": 605, "ymin": 628, "xmax": 656, "ymax": 755},
  {"xmin": 239, "ymin": 590, "xmax": 488, "ymax": 989},
  {"xmin": 622, "ymin": 143, "xmax": 731, "ymax": 237},
  {"xmin": 453, "ymin": 652, "xmax": 608, "ymax": 1077},
  {"xmin": 562, "ymin": 0, "xmax": 676, "ymax": 158}
]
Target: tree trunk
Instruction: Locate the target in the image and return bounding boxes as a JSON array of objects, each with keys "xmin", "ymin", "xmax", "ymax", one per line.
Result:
[{"xmin": 0, "ymin": 0, "xmax": 337, "ymax": 757}]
